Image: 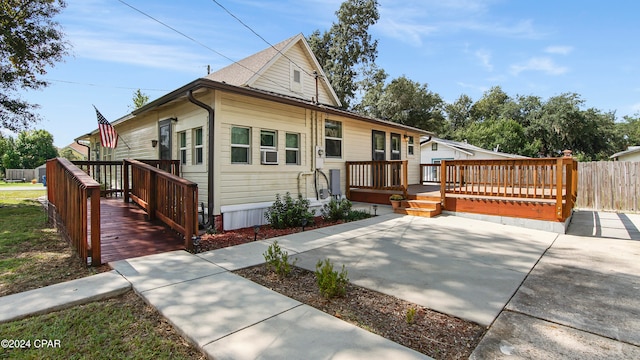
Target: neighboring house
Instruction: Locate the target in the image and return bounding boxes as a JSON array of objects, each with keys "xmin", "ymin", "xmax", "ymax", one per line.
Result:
[
  {"xmin": 59, "ymin": 142, "xmax": 89, "ymax": 161},
  {"xmin": 610, "ymin": 146, "xmax": 640, "ymax": 161},
  {"xmin": 77, "ymin": 34, "xmax": 429, "ymax": 230},
  {"xmin": 421, "ymin": 137, "xmax": 526, "ymax": 164}
]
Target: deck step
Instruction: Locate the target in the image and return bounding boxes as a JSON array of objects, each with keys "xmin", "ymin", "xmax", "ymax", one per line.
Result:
[{"xmin": 394, "ymin": 200, "xmax": 442, "ymax": 218}]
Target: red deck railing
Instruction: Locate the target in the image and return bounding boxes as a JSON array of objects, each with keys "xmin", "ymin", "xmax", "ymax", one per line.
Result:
[
  {"xmin": 440, "ymin": 158, "xmax": 578, "ymax": 220},
  {"xmin": 346, "ymin": 160, "xmax": 408, "ymax": 198},
  {"xmin": 124, "ymin": 159, "xmax": 198, "ymax": 249},
  {"xmin": 46, "ymin": 158, "xmax": 101, "ymax": 266}
]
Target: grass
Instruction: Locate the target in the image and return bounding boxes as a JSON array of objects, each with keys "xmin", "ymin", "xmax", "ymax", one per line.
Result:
[
  {"xmin": 0, "ymin": 195, "xmax": 96, "ymax": 297},
  {"xmin": 0, "ymin": 181, "xmax": 44, "ymax": 188},
  {"xmin": 0, "ymin": 292, "xmax": 203, "ymax": 359}
]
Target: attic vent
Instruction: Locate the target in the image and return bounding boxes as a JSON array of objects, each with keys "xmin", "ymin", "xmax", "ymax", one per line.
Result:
[
  {"xmin": 290, "ymin": 63, "xmax": 302, "ymax": 92},
  {"xmin": 261, "ymin": 150, "xmax": 278, "ymax": 165}
]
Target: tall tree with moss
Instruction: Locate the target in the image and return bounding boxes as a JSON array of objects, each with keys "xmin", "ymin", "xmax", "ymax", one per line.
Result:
[
  {"xmin": 1, "ymin": 0, "xmax": 69, "ymax": 131},
  {"xmin": 308, "ymin": 0, "xmax": 379, "ymax": 109}
]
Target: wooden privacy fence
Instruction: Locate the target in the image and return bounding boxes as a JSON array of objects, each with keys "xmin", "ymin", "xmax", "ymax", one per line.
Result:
[
  {"xmin": 346, "ymin": 160, "xmax": 408, "ymax": 198},
  {"xmin": 46, "ymin": 158, "xmax": 101, "ymax": 266},
  {"xmin": 124, "ymin": 159, "xmax": 198, "ymax": 248},
  {"xmin": 441, "ymin": 158, "xmax": 578, "ymax": 221},
  {"xmin": 576, "ymin": 161, "xmax": 640, "ymax": 212}
]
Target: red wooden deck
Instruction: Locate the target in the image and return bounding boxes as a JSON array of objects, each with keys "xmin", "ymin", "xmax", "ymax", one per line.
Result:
[{"xmin": 90, "ymin": 198, "xmax": 186, "ymax": 264}]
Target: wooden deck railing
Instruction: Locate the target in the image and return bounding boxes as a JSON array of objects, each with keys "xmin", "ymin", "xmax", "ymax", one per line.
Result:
[
  {"xmin": 346, "ymin": 160, "xmax": 408, "ymax": 198},
  {"xmin": 46, "ymin": 158, "xmax": 101, "ymax": 266},
  {"xmin": 420, "ymin": 164, "xmax": 442, "ymax": 184},
  {"xmin": 440, "ymin": 158, "xmax": 578, "ymax": 220},
  {"xmin": 123, "ymin": 159, "xmax": 198, "ymax": 249},
  {"xmin": 73, "ymin": 160, "xmax": 180, "ymax": 198}
]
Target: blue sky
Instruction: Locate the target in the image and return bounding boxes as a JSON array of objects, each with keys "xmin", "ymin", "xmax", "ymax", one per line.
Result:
[{"xmin": 12, "ymin": 0, "xmax": 640, "ymax": 147}]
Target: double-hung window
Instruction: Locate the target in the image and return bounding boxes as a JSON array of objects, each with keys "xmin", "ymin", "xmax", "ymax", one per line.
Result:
[
  {"xmin": 285, "ymin": 133, "xmax": 300, "ymax": 165},
  {"xmin": 407, "ymin": 136, "xmax": 415, "ymax": 156},
  {"xmin": 178, "ymin": 131, "xmax": 187, "ymax": 165},
  {"xmin": 193, "ymin": 127, "xmax": 203, "ymax": 165},
  {"xmin": 325, "ymin": 120, "xmax": 342, "ymax": 158},
  {"xmin": 231, "ymin": 126, "xmax": 251, "ymax": 164}
]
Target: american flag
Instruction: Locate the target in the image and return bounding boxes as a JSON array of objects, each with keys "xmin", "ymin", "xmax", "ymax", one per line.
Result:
[{"xmin": 94, "ymin": 106, "xmax": 118, "ymax": 148}]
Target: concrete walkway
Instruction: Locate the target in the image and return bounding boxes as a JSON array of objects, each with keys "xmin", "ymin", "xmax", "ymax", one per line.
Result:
[{"xmin": 2, "ymin": 209, "xmax": 639, "ymax": 358}]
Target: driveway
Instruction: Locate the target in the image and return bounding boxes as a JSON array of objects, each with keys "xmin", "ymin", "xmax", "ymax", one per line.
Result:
[
  {"xmin": 274, "ymin": 213, "xmax": 559, "ymax": 327},
  {"xmin": 471, "ymin": 210, "xmax": 640, "ymax": 359}
]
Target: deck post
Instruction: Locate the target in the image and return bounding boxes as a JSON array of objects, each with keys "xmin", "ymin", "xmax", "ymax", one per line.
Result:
[
  {"xmin": 148, "ymin": 170, "xmax": 156, "ymax": 220},
  {"xmin": 402, "ymin": 160, "xmax": 408, "ymax": 198},
  {"xmin": 123, "ymin": 160, "xmax": 130, "ymax": 203},
  {"xmin": 89, "ymin": 186, "xmax": 101, "ymax": 266},
  {"xmin": 440, "ymin": 161, "xmax": 446, "ymax": 208},
  {"xmin": 555, "ymin": 158, "xmax": 563, "ymax": 220}
]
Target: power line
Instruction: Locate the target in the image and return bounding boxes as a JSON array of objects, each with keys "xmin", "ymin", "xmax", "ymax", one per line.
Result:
[
  {"xmin": 46, "ymin": 79, "xmax": 170, "ymax": 92},
  {"xmin": 210, "ymin": 0, "xmax": 316, "ymax": 78},
  {"xmin": 116, "ymin": 0, "xmax": 295, "ymax": 94}
]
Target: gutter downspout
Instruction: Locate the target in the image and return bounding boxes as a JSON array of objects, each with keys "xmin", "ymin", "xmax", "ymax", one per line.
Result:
[
  {"xmin": 76, "ymin": 140, "xmax": 91, "ymax": 161},
  {"xmin": 187, "ymin": 90, "xmax": 215, "ymax": 227}
]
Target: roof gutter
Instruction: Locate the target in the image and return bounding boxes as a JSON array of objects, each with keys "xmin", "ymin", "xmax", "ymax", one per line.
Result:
[{"xmin": 187, "ymin": 90, "xmax": 215, "ymax": 228}]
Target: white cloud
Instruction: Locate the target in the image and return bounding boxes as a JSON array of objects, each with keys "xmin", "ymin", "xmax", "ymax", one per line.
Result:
[
  {"xmin": 474, "ymin": 49, "xmax": 493, "ymax": 71},
  {"xmin": 456, "ymin": 82, "xmax": 489, "ymax": 94},
  {"xmin": 545, "ymin": 46, "xmax": 574, "ymax": 55},
  {"xmin": 510, "ymin": 57, "xmax": 569, "ymax": 76}
]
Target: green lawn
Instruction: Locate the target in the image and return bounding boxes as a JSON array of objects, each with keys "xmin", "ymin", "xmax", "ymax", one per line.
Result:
[
  {"xmin": 0, "ymin": 181, "xmax": 45, "ymax": 188},
  {"xmin": 0, "ymin": 292, "xmax": 203, "ymax": 359}
]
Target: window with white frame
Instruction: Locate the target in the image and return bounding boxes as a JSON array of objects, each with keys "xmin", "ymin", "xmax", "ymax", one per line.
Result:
[
  {"xmin": 178, "ymin": 131, "xmax": 187, "ymax": 165},
  {"xmin": 193, "ymin": 127, "xmax": 203, "ymax": 165},
  {"xmin": 407, "ymin": 136, "xmax": 415, "ymax": 156},
  {"xmin": 285, "ymin": 133, "xmax": 300, "ymax": 165},
  {"xmin": 325, "ymin": 120, "xmax": 342, "ymax": 158},
  {"xmin": 231, "ymin": 126, "xmax": 250, "ymax": 164},
  {"xmin": 432, "ymin": 143, "xmax": 438, "ymax": 151},
  {"xmin": 260, "ymin": 129, "xmax": 277, "ymax": 149}
]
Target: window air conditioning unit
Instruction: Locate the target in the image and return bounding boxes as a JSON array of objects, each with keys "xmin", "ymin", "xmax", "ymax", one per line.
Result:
[{"xmin": 261, "ymin": 150, "xmax": 278, "ymax": 165}]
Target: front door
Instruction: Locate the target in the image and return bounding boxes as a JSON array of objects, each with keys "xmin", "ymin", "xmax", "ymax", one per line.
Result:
[
  {"xmin": 158, "ymin": 119, "xmax": 172, "ymax": 160},
  {"xmin": 372, "ymin": 131, "xmax": 386, "ymax": 188}
]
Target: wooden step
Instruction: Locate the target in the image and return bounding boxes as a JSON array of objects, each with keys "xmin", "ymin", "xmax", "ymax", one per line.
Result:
[
  {"xmin": 394, "ymin": 207, "xmax": 441, "ymax": 217},
  {"xmin": 402, "ymin": 200, "xmax": 441, "ymax": 210}
]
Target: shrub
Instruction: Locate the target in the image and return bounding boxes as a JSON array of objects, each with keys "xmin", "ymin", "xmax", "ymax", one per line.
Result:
[
  {"xmin": 315, "ymin": 258, "xmax": 349, "ymax": 299},
  {"xmin": 344, "ymin": 209, "xmax": 371, "ymax": 222},
  {"xmin": 265, "ymin": 192, "xmax": 314, "ymax": 229},
  {"xmin": 389, "ymin": 194, "xmax": 404, "ymax": 201},
  {"xmin": 263, "ymin": 240, "xmax": 296, "ymax": 277},
  {"xmin": 321, "ymin": 198, "xmax": 352, "ymax": 222}
]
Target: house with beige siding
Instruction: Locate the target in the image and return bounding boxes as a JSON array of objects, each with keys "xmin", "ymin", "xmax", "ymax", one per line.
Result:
[{"xmin": 77, "ymin": 34, "xmax": 429, "ymax": 230}]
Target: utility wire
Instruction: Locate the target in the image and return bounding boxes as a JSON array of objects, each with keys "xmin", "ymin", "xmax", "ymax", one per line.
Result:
[
  {"xmin": 47, "ymin": 79, "xmax": 169, "ymax": 92},
  {"xmin": 116, "ymin": 0, "xmax": 295, "ymax": 94},
  {"xmin": 210, "ymin": 0, "xmax": 317, "ymax": 78}
]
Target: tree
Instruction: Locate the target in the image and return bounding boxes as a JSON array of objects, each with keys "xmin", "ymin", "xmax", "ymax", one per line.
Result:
[
  {"xmin": 0, "ymin": 0, "xmax": 69, "ymax": 131},
  {"xmin": 469, "ymin": 86, "xmax": 510, "ymax": 123},
  {"xmin": 308, "ymin": 0, "xmax": 379, "ymax": 108},
  {"xmin": 444, "ymin": 94, "xmax": 474, "ymax": 135},
  {"xmin": 129, "ymin": 89, "xmax": 149, "ymax": 111},
  {"xmin": 361, "ymin": 76, "xmax": 446, "ymax": 133},
  {"xmin": 1, "ymin": 129, "xmax": 58, "ymax": 169}
]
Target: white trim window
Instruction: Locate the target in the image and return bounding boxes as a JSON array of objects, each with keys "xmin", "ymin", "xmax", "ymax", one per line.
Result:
[
  {"xmin": 260, "ymin": 129, "xmax": 277, "ymax": 150},
  {"xmin": 407, "ymin": 136, "xmax": 415, "ymax": 156},
  {"xmin": 325, "ymin": 120, "xmax": 342, "ymax": 158},
  {"xmin": 231, "ymin": 126, "xmax": 251, "ymax": 164},
  {"xmin": 193, "ymin": 127, "xmax": 203, "ymax": 165},
  {"xmin": 178, "ymin": 131, "xmax": 187, "ymax": 165},
  {"xmin": 285, "ymin": 132, "xmax": 300, "ymax": 165}
]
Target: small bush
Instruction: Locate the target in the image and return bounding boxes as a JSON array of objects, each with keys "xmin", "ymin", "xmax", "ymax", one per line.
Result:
[
  {"xmin": 315, "ymin": 258, "xmax": 349, "ymax": 299},
  {"xmin": 263, "ymin": 240, "xmax": 296, "ymax": 277},
  {"xmin": 265, "ymin": 192, "xmax": 314, "ymax": 229},
  {"xmin": 321, "ymin": 198, "xmax": 352, "ymax": 222},
  {"xmin": 344, "ymin": 209, "xmax": 371, "ymax": 222},
  {"xmin": 406, "ymin": 307, "xmax": 417, "ymax": 324}
]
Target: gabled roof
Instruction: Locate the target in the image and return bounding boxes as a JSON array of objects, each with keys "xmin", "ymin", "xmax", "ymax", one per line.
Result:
[
  {"xmin": 205, "ymin": 33, "xmax": 341, "ymax": 107},
  {"xmin": 421, "ymin": 137, "xmax": 526, "ymax": 158},
  {"xmin": 61, "ymin": 142, "xmax": 89, "ymax": 157},
  {"xmin": 610, "ymin": 146, "xmax": 640, "ymax": 159}
]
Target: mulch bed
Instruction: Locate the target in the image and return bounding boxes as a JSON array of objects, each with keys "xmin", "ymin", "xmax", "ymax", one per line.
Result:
[{"xmin": 235, "ymin": 265, "xmax": 485, "ymax": 359}]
